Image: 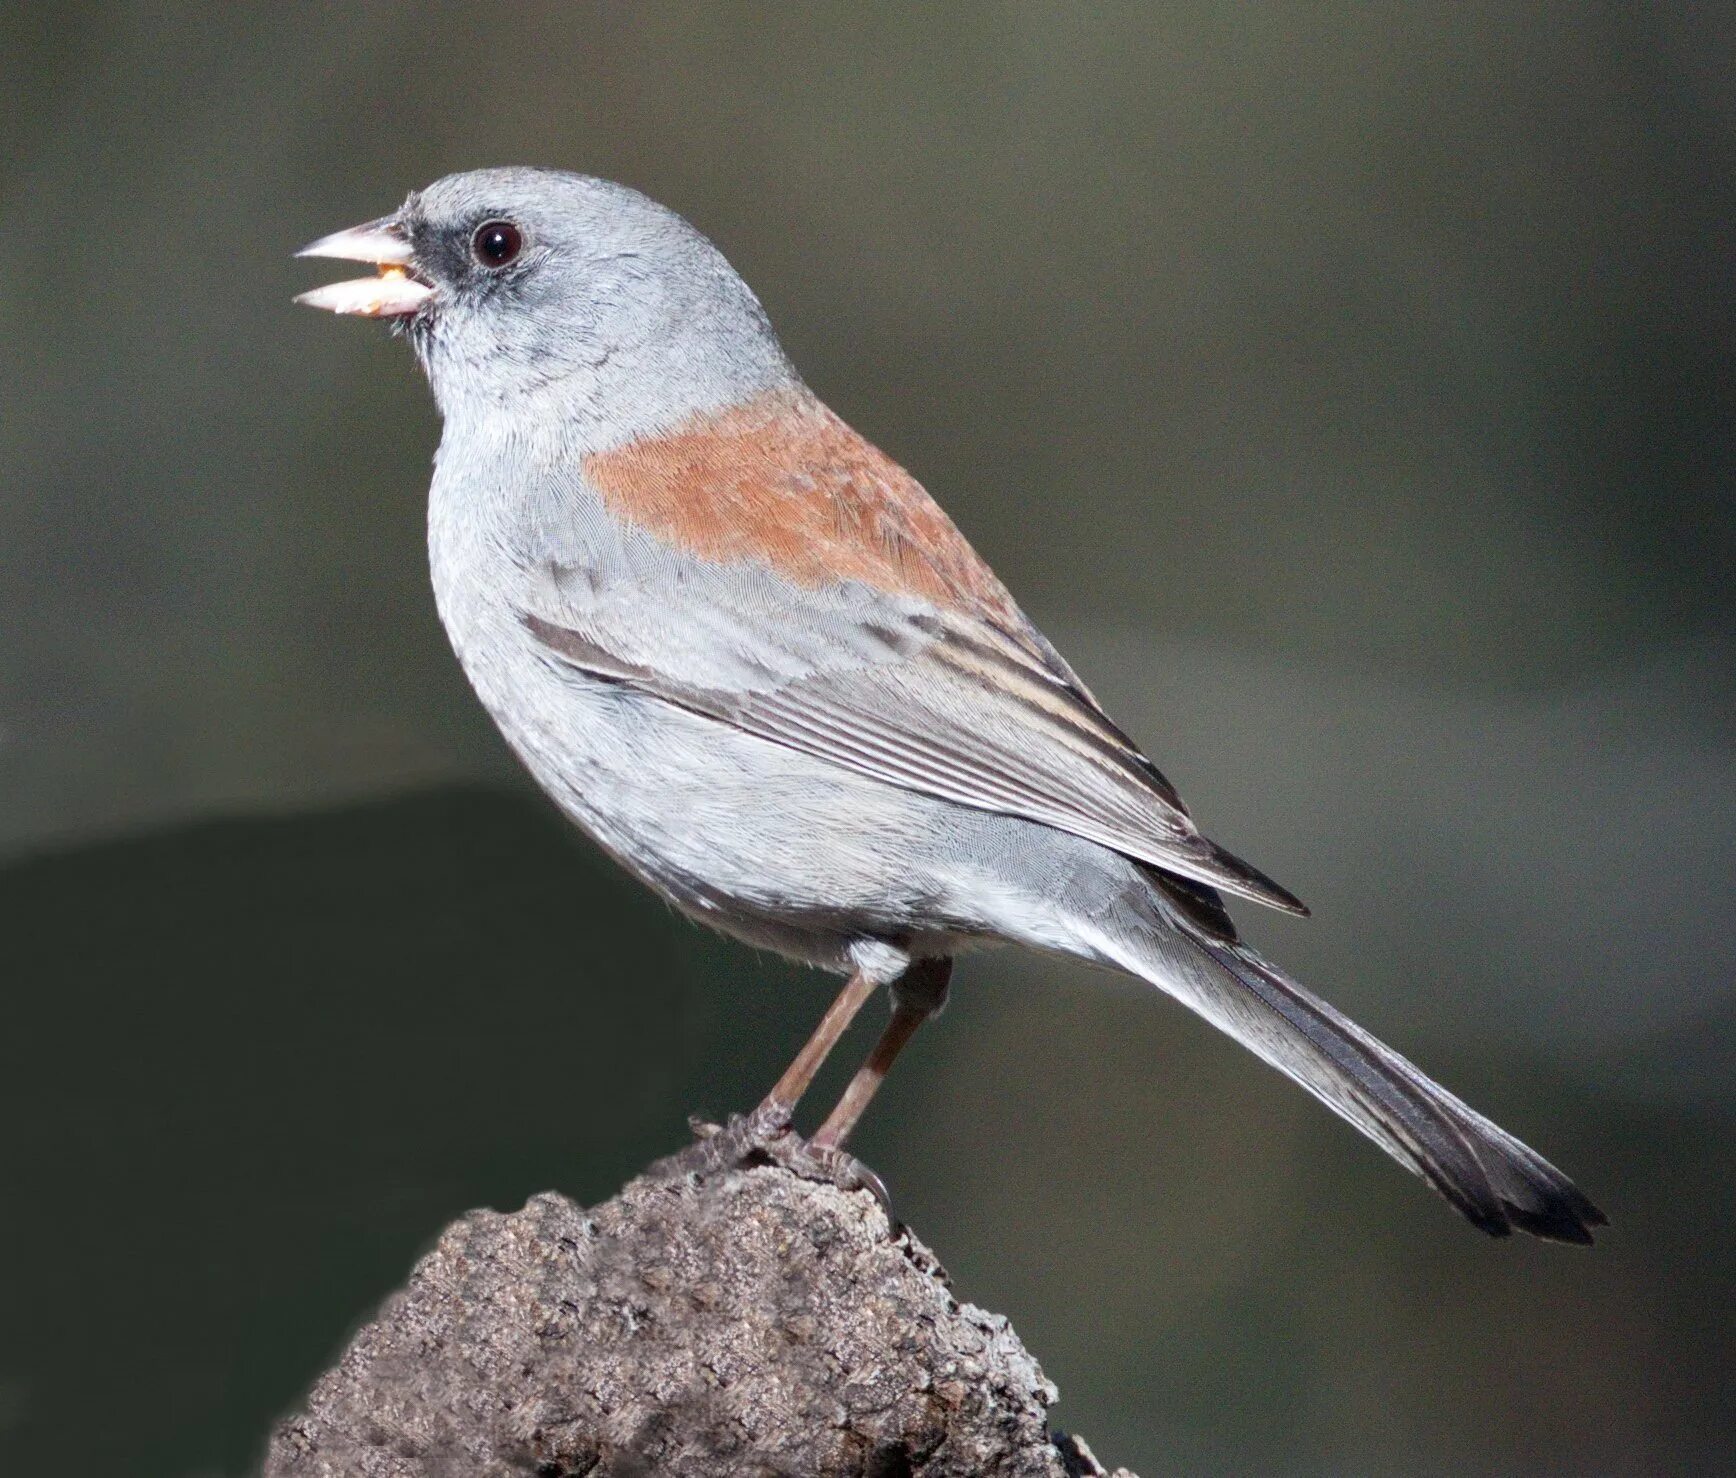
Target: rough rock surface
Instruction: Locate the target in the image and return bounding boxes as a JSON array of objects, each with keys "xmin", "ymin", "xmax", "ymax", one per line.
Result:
[{"xmin": 264, "ymin": 1161, "xmax": 1134, "ymax": 1476}]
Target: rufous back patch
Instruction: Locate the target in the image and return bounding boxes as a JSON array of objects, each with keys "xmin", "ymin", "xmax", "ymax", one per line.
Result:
[{"xmin": 582, "ymin": 388, "xmax": 1024, "ymax": 626}]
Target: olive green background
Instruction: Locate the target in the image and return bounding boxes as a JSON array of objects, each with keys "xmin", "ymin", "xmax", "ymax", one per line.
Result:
[{"xmin": 2, "ymin": 4, "xmax": 1731, "ymax": 1473}]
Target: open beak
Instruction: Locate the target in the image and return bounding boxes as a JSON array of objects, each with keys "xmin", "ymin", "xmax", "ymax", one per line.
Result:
[{"xmin": 294, "ymin": 215, "xmax": 434, "ymax": 318}]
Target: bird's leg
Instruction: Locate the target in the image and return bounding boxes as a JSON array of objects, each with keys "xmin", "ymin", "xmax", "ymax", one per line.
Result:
[
  {"xmin": 758, "ymin": 966, "xmax": 880, "ymax": 1126},
  {"xmin": 649, "ymin": 968, "xmax": 879, "ymax": 1179},
  {"xmin": 772, "ymin": 957, "xmax": 950, "ymax": 1222},
  {"xmin": 812, "ymin": 956, "xmax": 952, "ymax": 1151},
  {"xmin": 653, "ymin": 957, "xmax": 950, "ymax": 1228}
]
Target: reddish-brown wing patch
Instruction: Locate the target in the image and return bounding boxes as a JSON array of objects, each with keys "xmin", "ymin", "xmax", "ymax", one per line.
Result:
[{"xmin": 583, "ymin": 388, "xmax": 1024, "ymax": 627}]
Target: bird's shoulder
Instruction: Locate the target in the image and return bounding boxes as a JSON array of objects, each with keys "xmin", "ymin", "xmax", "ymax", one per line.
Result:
[
  {"xmin": 579, "ymin": 385, "xmax": 1029, "ymax": 634},
  {"xmin": 531, "ymin": 389, "xmax": 1308, "ymax": 916}
]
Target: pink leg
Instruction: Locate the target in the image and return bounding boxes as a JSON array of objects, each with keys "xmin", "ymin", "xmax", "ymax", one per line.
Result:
[
  {"xmin": 811, "ymin": 956, "xmax": 952, "ymax": 1150},
  {"xmin": 760, "ymin": 969, "xmax": 879, "ymax": 1119}
]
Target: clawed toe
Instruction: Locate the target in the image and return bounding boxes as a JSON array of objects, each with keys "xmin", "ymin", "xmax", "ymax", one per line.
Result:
[
  {"xmin": 645, "ymin": 1103, "xmax": 897, "ymax": 1230},
  {"xmin": 647, "ymin": 1098, "xmax": 797, "ymax": 1180},
  {"xmin": 764, "ymin": 1136, "xmax": 897, "ymax": 1228}
]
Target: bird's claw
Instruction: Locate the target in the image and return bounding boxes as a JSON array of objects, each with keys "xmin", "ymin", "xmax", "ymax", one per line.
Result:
[
  {"xmin": 648, "ymin": 1098, "xmax": 795, "ymax": 1179},
  {"xmin": 646, "ymin": 1102, "xmax": 897, "ymax": 1230},
  {"xmin": 765, "ymin": 1136, "xmax": 898, "ymax": 1229}
]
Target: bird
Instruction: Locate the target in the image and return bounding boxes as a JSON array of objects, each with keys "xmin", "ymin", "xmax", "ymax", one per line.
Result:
[{"xmin": 296, "ymin": 166, "xmax": 1604, "ymax": 1243}]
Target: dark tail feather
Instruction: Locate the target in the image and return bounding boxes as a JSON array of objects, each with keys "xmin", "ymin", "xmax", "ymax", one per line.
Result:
[{"xmin": 1108, "ymin": 903, "xmax": 1605, "ymax": 1243}]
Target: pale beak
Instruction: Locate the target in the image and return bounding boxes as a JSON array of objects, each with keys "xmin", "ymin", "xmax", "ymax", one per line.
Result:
[{"xmin": 294, "ymin": 215, "xmax": 434, "ymax": 318}]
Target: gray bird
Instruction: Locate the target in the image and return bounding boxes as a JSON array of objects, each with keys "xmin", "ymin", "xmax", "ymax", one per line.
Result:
[{"xmin": 298, "ymin": 167, "xmax": 1604, "ymax": 1242}]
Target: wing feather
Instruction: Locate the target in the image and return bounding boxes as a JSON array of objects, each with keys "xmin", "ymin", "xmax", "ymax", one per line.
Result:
[
  {"xmin": 524, "ymin": 605, "xmax": 1307, "ymax": 914},
  {"xmin": 518, "ymin": 386, "xmax": 1304, "ymax": 913}
]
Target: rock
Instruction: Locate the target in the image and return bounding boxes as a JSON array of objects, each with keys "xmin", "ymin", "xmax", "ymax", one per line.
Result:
[{"xmin": 264, "ymin": 1160, "xmax": 1134, "ymax": 1477}]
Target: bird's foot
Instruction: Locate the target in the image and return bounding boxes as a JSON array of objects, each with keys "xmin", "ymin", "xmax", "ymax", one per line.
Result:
[
  {"xmin": 646, "ymin": 1097, "xmax": 795, "ymax": 1180},
  {"xmin": 645, "ymin": 1100, "xmax": 896, "ymax": 1229},
  {"xmin": 763, "ymin": 1135, "xmax": 897, "ymax": 1229}
]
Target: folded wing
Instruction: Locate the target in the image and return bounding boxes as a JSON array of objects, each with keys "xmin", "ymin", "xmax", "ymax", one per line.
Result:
[
  {"xmin": 521, "ymin": 384, "xmax": 1306, "ymax": 913},
  {"xmin": 522, "ymin": 596, "xmax": 1304, "ymax": 913}
]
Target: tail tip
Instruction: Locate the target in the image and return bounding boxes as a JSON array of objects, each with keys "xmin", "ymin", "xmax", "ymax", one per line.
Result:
[
  {"xmin": 1460, "ymin": 1182, "xmax": 1607, "ymax": 1245},
  {"xmin": 1503, "ymin": 1190, "xmax": 1608, "ymax": 1246},
  {"xmin": 1428, "ymin": 1140, "xmax": 1606, "ymax": 1246}
]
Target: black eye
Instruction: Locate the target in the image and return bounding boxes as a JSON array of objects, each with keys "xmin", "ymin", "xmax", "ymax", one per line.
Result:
[{"xmin": 471, "ymin": 219, "xmax": 522, "ymax": 267}]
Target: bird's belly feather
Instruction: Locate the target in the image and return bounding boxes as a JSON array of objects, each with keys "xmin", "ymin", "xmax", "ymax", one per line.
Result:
[
  {"xmin": 454, "ymin": 611, "xmax": 1001, "ymax": 965},
  {"xmin": 428, "ymin": 505, "xmax": 1114, "ymax": 970}
]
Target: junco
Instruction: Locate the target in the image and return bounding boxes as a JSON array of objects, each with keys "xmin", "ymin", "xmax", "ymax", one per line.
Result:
[{"xmin": 298, "ymin": 167, "xmax": 1603, "ymax": 1242}]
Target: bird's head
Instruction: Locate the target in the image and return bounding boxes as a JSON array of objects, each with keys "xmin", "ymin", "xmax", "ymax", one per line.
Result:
[{"xmin": 297, "ymin": 167, "xmax": 791, "ymax": 438}]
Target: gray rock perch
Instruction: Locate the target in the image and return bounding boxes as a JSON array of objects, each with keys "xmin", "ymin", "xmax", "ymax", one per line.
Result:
[{"xmin": 265, "ymin": 1157, "xmax": 1134, "ymax": 1477}]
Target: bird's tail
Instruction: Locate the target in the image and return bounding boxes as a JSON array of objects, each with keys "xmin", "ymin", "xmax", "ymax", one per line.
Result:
[{"xmin": 1093, "ymin": 889, "xmax": 1605, "ymax": 1243}]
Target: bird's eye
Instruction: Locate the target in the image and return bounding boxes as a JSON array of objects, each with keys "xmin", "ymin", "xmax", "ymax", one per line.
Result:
[{"xmin": 471, "ymin": 220, "xmax": 523, "ymax": 267}]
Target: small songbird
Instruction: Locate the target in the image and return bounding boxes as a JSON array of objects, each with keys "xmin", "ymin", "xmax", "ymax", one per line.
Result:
[{"xmin": 298, "ymin": 167, "xmax": 1603, "ymax": 1242}]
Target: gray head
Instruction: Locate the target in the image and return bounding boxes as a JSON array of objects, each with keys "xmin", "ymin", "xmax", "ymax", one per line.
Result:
[{"xmin": 297, "ymin": 167, "xmax": 795, "ymax": 441}]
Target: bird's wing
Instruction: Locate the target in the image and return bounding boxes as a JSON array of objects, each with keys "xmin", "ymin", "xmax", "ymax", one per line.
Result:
[
  {"xmin": 523, "ymin": 600, "xmax": 1301, "ymax": 912},
  {"xmin": 520, "ymin": 386, "xmax": 1306, "ymax": 914}
]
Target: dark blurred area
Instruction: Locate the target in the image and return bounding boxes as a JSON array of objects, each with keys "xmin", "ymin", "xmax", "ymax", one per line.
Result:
[{"xmin": 1, "ymin": 4, "xmax": 1731, "ymax": 1474}]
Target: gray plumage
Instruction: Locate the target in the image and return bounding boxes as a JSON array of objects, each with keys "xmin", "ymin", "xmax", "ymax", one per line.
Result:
[{"xmin": 299, "ymin": 167, "xmax": 1604, "ymax": 1243}]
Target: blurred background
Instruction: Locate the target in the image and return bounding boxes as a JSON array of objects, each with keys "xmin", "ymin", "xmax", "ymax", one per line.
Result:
[{"xmin": 2, "ymin": 3, "xmax": 1732, "ymax": 1473}]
